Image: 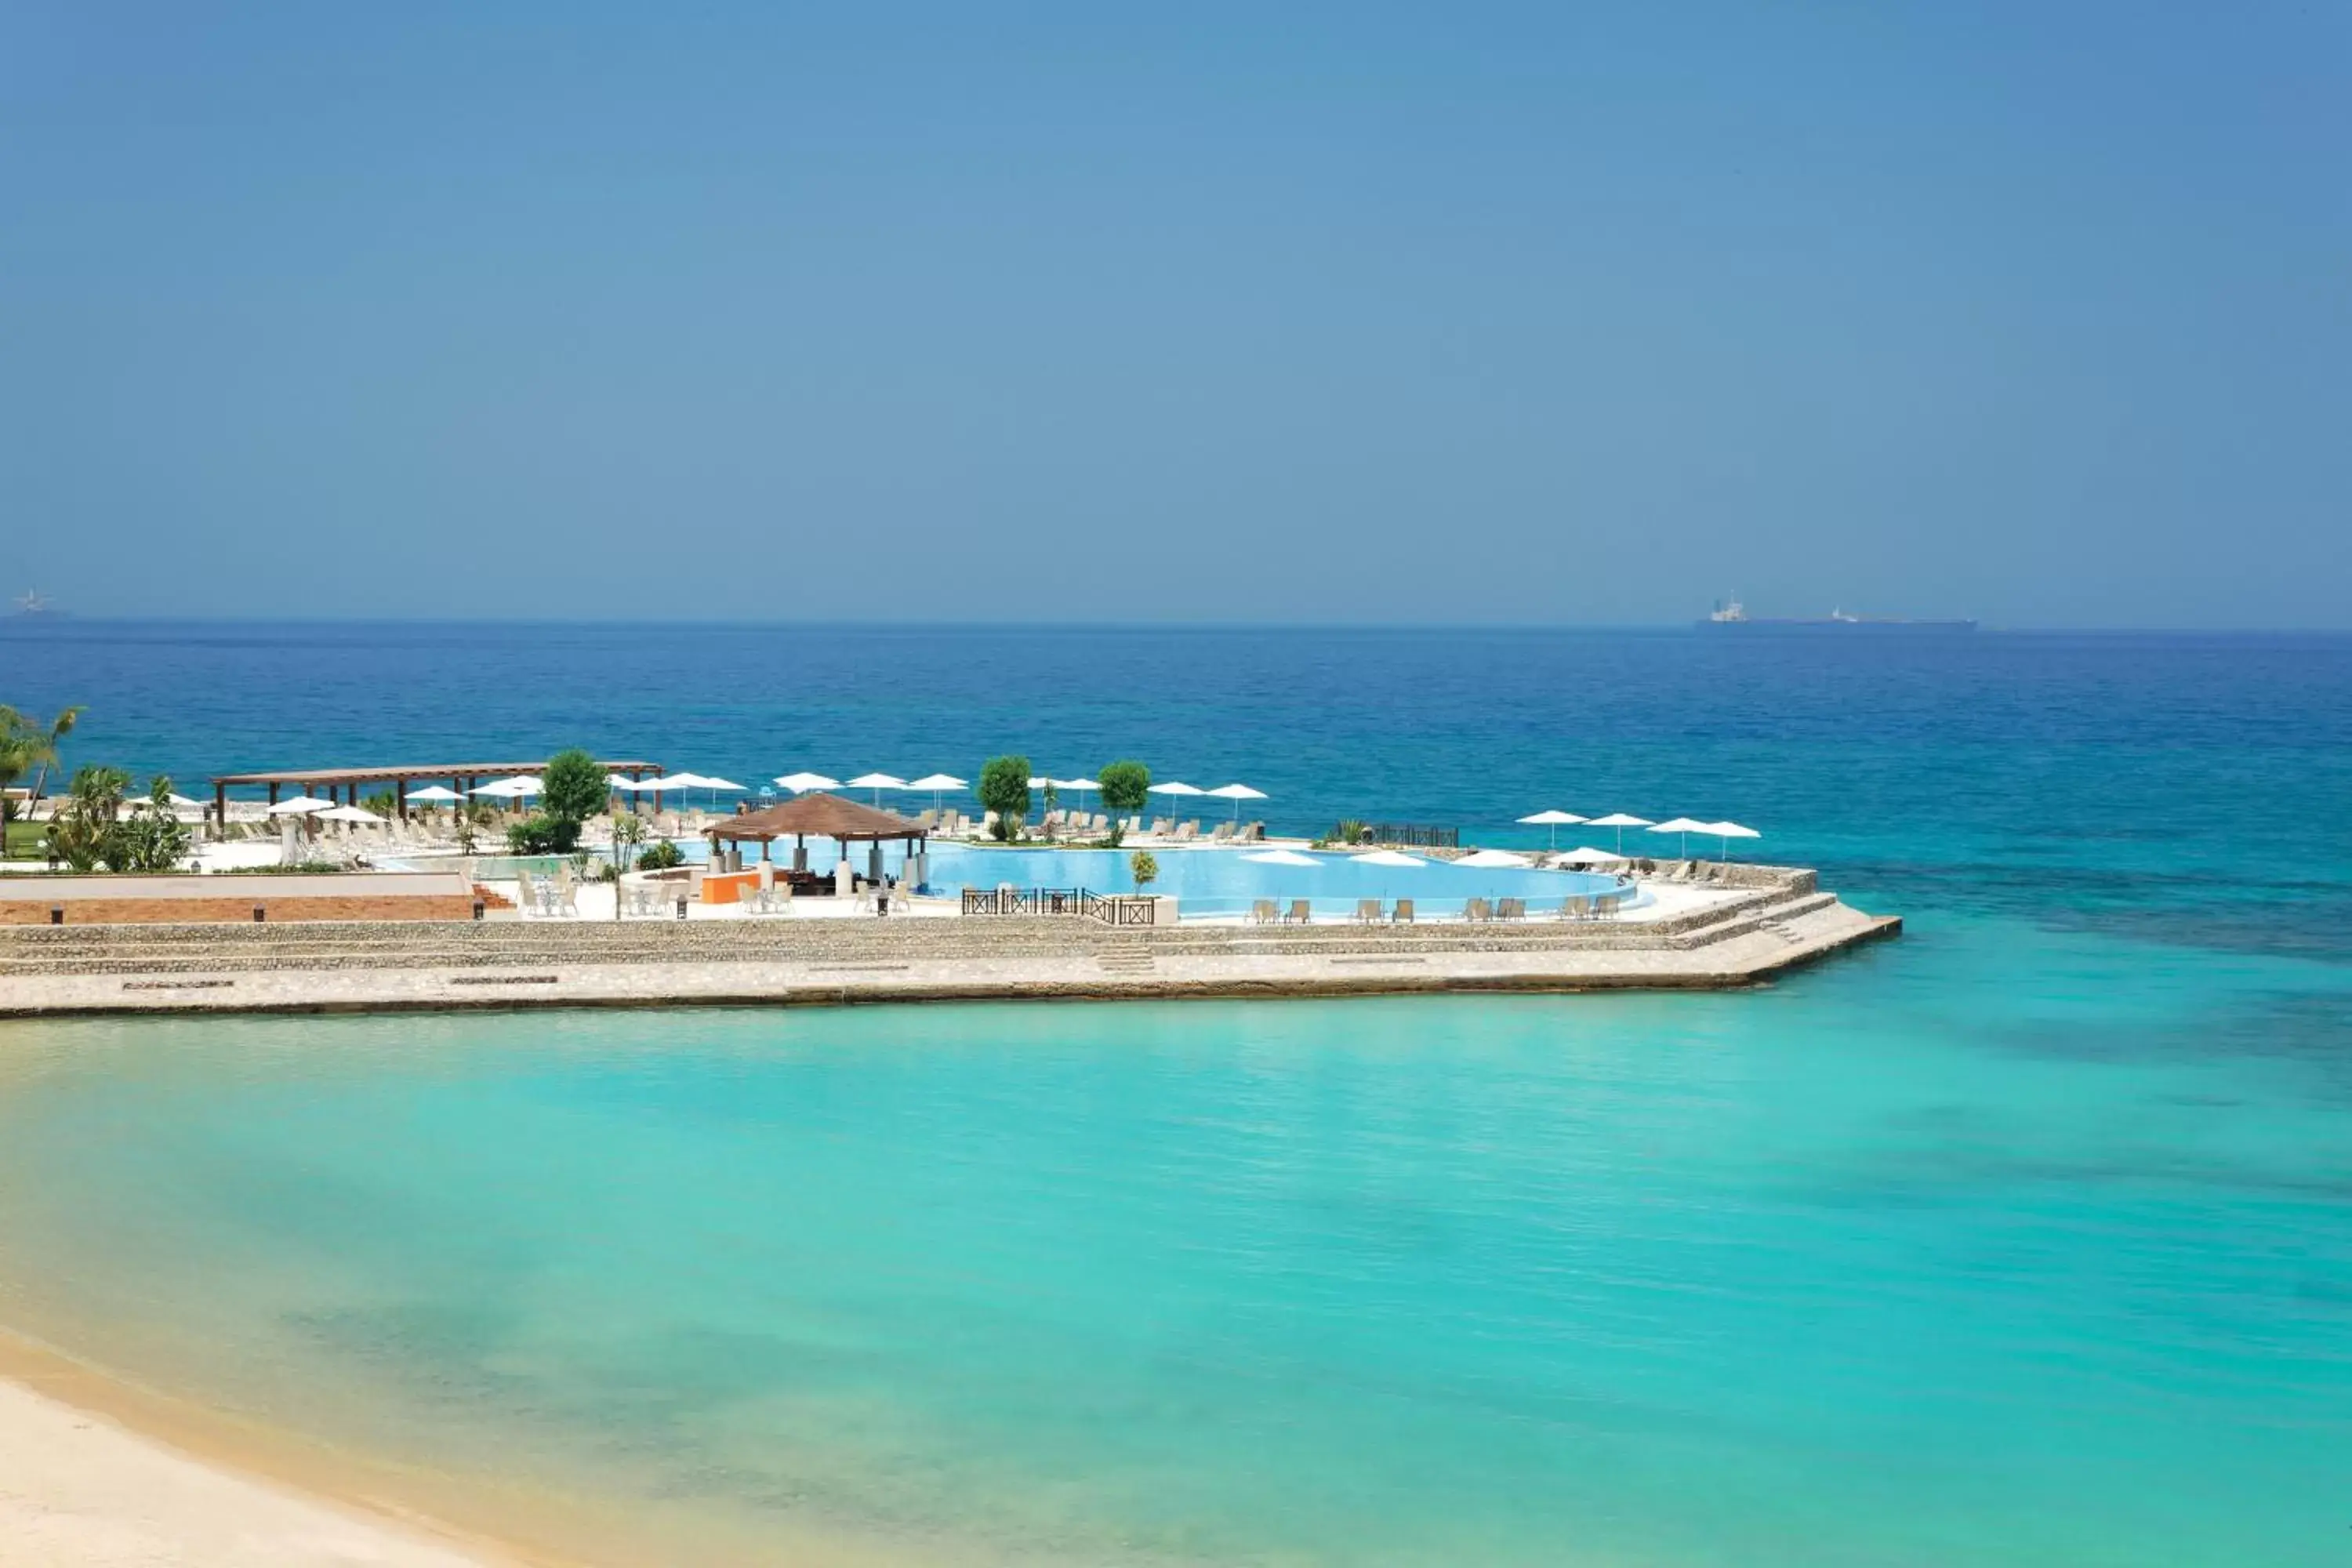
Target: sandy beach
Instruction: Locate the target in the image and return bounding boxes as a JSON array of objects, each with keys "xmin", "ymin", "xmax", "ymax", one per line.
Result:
[{"xmin": 0, "ymin": 1348, "xmax": 503, "ymax": 1566}]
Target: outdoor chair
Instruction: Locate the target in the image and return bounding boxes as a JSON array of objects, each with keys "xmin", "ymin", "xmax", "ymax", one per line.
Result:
[
  {"xmin": 1465, "ymin": 898, "xmax": 1491, "ymax": 924},
  {"xmin": 1595, "ymin": 892, "xmax": 1622, "ymax": 919},
  {"xmin": 1251, "ymin": 899, "xmax": 1277, "ymax": 925},
  {"xmin": 1285, "ymin": 898, "xmax": 1312, "ymax": 925},
  {"xmin": 1392, "ymin": 898, "xmax": 1414, "ymax": 924},
  {"xmin": 1565, "ymin": 895, "xmax": 1591, "ymax": 920},
  {"xmin": 514, "ymin": 871, "xmax": 537, "ymax": 914},
  {"xmin": 1208, "ymin": 822, "xmax": 1234, "ymax": 843},
  {"xmin": 1498, "ymin": 898, "xmax": 1525, "ymax": 921},
  {"xmin": 1354, "ymin": 898, "xmax": 1381, "ymax": 924},
  {"xmin": 1176, "ymin": 821, "xmax": 1199, "ymax": 841}
]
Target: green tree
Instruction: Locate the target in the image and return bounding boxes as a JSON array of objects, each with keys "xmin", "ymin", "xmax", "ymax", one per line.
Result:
[
  {"xmin": 1097, "ymin": 760, "xmax": 1150, "ymax": 846},
  {"xmin": 48, "ymin": 764, "xmax": 129, "ymax": 872},
  {"xmin": 977, "ymin": 755, "xmax": 1031, "ymax": 842},
  {"xmin": 611, "ymin": 811, "xmax": 648, "ymax": 873},
  {"xmin": 1128, "ymin": 849, "xmax": 1159, "ymax": 891},
  {"xmin": 540, "ymin": 749, "xmax": 609, "ymax": 825}
]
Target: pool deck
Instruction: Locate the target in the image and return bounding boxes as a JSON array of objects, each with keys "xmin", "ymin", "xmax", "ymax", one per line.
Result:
[{"xmin": 0, "ymin": 866, "xmax": 1897, "ymax": 1017}]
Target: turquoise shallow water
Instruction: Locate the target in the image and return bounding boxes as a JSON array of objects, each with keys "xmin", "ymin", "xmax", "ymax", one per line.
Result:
[
  {"xmin": 2, "ymin": 919, "xmax": 2349, "ymax": 1565},
  {"xmin": 2, "ymin": 623, "xmax": 2350, "ymax": 1563}
]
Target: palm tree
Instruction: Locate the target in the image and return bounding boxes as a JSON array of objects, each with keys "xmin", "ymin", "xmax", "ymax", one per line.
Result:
[{"xmin": 0, "ymin": 704, "xmax": 82, "ymax": 810}]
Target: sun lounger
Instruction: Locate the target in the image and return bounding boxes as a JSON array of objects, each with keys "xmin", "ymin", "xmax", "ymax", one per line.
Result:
[
  {"xmin": 1354, "ymin": 898, "xmax": 1381, "ymax": 924},
  {"xmin": 1175, "ymin": 821, "xmax": 1199, "ymax": 841},
  {"xmin": 1392, "ymin": 898, "xmax": 1414, "ymax": 924},
  {"xmin": 1209, "ymin": 822, "xmax": 1234, "ymax": 843},
  {"xmin": 1497, "ymin": 898, "xmax": 1525, "ymax": 922},
  {"xmin": 1285, "ymin": 898, "xmax": 1312, "ymax": 925},
  {"xmin": 1465, "ymin": 898, "xmax": 1491, "ymax": 923},
  {"xmin": 1251, "ymin": 898, "xmax": 1277, "ymax": 925},
  {"xmin": 1152, "ymin": 817, "xmax": 1174, "ymax": 836}
]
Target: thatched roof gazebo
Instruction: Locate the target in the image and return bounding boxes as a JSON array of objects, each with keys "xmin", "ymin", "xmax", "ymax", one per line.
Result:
[{"xmin": 706, "ymin": 791, "xmax": 929, "ymax": 880}]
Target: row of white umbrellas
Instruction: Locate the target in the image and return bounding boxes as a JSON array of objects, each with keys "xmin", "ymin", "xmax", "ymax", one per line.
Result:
[
  {"xmin": 1518, "ymin": 808, "xmax": 1760, "ymax": 858},
  {"xmin": 769, "ymin": 772, "xmax": 1271, "ymax": 819}
]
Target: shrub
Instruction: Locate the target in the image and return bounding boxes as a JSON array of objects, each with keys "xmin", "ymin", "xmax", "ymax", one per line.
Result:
[
  {"xmin": 48, "ymin": 764, "xmax": 129, "ymax": 872},
  {"xmin": 1129, "ymin": 849, "xmax": 1159, "ymax": 891},
  {"xmin": 978, "ymin": 756, "xmax": 1031, "ymax": 842},
  {"xmin": 1098, "ymin": 760, "xmax": 1149, "ymax": 844},
  {"xmin": 506, "ymin": 814, "xmax": 579, "ymax": 855},
  {"xmin": 637, "ymin": 838, "xmax": 684, "ymax": 871},
  {"xmin": 118, "ymin": 776, "xmax": 194, "ymax": 871}
]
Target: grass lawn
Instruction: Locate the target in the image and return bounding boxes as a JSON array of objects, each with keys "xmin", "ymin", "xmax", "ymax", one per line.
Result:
[{"xmin": 4, "ymin": 818, "xmax": 51, "ymax": 859}]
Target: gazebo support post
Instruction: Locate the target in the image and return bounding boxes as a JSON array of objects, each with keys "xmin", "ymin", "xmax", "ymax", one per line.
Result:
[{"xmin": 212, "ymin": 782, "xmax": 226, "ymax": 841}]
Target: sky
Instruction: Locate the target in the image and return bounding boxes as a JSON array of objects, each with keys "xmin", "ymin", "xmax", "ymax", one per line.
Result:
[{"xmin": 3, "ymin": 3, "xmax": 2347, "ymax": 627}]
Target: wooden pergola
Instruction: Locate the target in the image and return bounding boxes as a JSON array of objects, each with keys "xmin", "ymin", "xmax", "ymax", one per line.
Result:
[
  {"xmin": 208, "ymin": 759, "xmax": 664, "ymax": 837},
  {"xmin": 705, "ymin": 792, "xmax": 928, "ymax": 879}
]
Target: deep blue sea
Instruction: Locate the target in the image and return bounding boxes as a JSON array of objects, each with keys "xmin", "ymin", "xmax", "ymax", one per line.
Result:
[{"xmin": 2, "ymin": 621, "xmax": 2350, "ymax": 1565}]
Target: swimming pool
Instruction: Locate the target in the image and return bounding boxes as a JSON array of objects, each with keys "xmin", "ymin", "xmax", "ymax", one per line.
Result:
[
  {"xmin": 396, "ymin": 843, "xmax": 1637, "ymax": 920},
  {"xmin": 916, "ymin": 844, "xmax": 1630, "ymax": 920}
]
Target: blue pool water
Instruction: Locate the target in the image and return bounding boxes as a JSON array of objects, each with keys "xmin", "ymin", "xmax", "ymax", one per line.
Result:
[
  {"xmin": 2, "ymin": 622, "xmax": 2349, "ymax": 1564},
  {"xmin": 691, "ymin": 840, "xmax": 1633, "ymax": 920}
]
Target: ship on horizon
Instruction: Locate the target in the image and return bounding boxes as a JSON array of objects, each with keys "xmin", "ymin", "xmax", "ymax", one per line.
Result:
[
  {"xmin": 9, "ymin": 590, "xmax": 66, "ymax": 619},
  {"xmin": 1698, "ymin": 596, "xmax": 1976, "ymax": 634}
]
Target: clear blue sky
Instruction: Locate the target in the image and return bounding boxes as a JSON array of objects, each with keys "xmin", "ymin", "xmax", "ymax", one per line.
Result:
[{"xmin": 5, "ymin": 3, "xmax": 2346, "ymax": 626}]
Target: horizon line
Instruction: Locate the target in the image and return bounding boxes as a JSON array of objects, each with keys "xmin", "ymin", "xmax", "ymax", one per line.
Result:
[{"xmin": 7, "ymin": 615, "xmax": 2352, "ymax": 637}]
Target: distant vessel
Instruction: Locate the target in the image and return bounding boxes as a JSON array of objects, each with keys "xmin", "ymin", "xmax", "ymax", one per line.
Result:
[
  {"xmin": 1698, "ymin": 596, "xmax": 1976, "ymax": 634},
  {"xmin": 9, "ymin": 590, "xmax": 63, "ymax": 619}
]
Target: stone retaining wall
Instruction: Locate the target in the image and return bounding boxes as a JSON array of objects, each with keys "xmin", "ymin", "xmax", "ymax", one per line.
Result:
[{"xmin": 0, "ymin": 894, "xmax": 480, "ymax": 926}]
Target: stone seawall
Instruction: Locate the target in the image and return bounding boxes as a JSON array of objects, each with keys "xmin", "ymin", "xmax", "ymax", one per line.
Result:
[{"xmin": 0, "ymin": 866, "xmax": 1900, "ymax": 1018}]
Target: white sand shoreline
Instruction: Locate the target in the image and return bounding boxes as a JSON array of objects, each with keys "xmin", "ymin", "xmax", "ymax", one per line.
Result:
[{"xmin": 0, "ymin": 1367, "xmax": 503, "ymax": 1566}]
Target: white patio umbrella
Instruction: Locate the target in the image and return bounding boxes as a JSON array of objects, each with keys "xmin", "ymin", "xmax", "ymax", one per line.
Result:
[
  {"xmin": 1647, "ymin": 817, "xmax": 1711, "ymax": 857},
  {"xmin": 1207, "ymin": 782, "xmax": 1267, "ymax": 822},
  {"xmin": 1242, "ymin": 848, "xmax": 1319, "ymax": 867},
  {"xmin": 404, "ymin": 785, "xmax": 464, "ymax": 804},
  {"xmin": 1349, "ymin": 848, "xmax": 1427, "ymax": 868},
  {"xmin": 1058, "ymin": 777, "xmax": 1099, "ymax": 815},
  {"xmin": 1456, "ymin": 848, "xmax": 1533, "ymax": 868},
  {"xmin": 1699, "ymin": 820, "xmax": 1761, "ymax": 860},
  {"xmin": 1554, "ymin": 846, "xmax": 1628, "ymax": 868},
  {"xmin": 775, "ymin": 772, "xmax": 839, "ymax": 794},
  {"xmin": 905, "ymin": 773, "xmax": 967, "ymax": 813},
  {"xmin": 1149, "ymin": 781, "xmax": 1204, "ymax": 825},
  {"xmin": 1586, "ymin": 812, "xmax": 1655, "ymax": 852},
  {"xmin": 697, "ymin": 776, "xmax": 747, "ymax": 810},
  {"xmin": 846, "ymin": 772, "xmax": 906, "ymax": 807},
  {"xmin": 266, "ymin": 795, "xmax": 339, "ymax": 815},
  {"xmin": 318, "ymin": 804, "xmax": 384, "ymax": 825},
  {"xmin": 1515, "ymin": 809, "xmax": 1586, "ymax": 850}
]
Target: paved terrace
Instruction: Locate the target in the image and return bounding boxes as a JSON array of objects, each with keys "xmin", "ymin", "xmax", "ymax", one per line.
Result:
[{"xmin": 0, "ymin": 867, "xmax": 1897, "ymax": 1016}]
